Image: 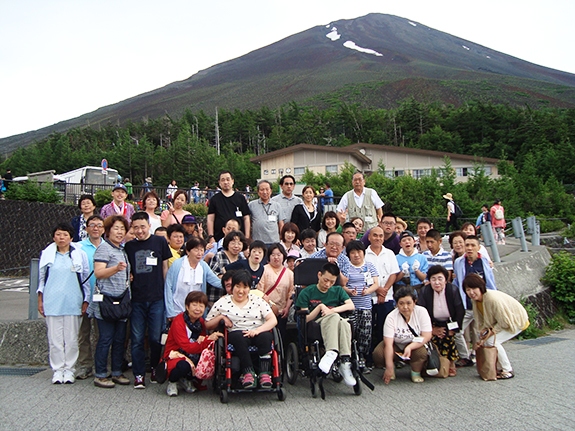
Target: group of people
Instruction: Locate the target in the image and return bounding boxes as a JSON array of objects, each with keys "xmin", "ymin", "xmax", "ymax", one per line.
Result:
[{"xmin": 37, "ymin": 169, "xmax": 527, "ymax": 397}]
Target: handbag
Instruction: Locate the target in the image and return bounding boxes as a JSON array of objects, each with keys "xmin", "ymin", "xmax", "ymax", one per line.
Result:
[
  {"xmin": 476, "ymin": 331, "xmax": 498, "ymax": 381},
  {"xmin": 99, "ymin": 288, "xmax": 132, "ymax": 322},
  {"xmin": 194, "ymin": 341, "xmax": 216, "ymax": 380},
  {"xmin": 155, "ymin": 358, "xmax": 168, "ymax": 384},
  {"xmin": 424, "ymin": 341, "xmax": 441, "ymax": 376}
]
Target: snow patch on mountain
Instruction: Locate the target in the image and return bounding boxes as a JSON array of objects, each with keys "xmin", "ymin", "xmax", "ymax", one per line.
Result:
[
  {"xmin": 408, "ymin": 21, "xmax": 417, "ymax": 27},
  {"xmin": 462, "ymin": 45, "xmax": 470, "ymax": 51},
  {"xmin": 343, "ymin": 41, "xmax": 383, "ymax": 57},
  {"xmin": 326, "ymin": 27, "xmax": 341, "ymax": 41}
]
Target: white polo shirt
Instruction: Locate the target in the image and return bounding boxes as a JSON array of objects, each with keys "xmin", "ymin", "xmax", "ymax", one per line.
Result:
[{"xmin": 365, "ymin": 245, "xmax": 400, "ymax": 302}]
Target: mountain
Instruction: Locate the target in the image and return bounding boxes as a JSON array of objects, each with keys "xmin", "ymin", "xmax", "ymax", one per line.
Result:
[{"xmin": 2, "ymin": 13, "xmax": 575, "ymax": 153}]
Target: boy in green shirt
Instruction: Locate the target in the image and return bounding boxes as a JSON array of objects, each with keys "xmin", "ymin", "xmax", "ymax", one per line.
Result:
[{"xmin": 295, "ymin": 263, "xmax": 356, "ymax": 386}]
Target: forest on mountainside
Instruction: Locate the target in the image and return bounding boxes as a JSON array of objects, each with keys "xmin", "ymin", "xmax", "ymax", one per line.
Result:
[{"xmin": 2, "ymin": 99, "xmax": 575, "ymax": 222}]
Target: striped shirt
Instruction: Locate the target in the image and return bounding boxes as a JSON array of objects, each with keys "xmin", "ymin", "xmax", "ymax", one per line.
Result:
[{"xmin": 423, "ymin": 247, "xmax": 453, "ymax": 272}]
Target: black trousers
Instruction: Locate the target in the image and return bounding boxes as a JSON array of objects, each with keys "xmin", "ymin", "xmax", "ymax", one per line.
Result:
[{"xmin": 227, "ymin": 330, "xmax": 273, "ymax": 371}]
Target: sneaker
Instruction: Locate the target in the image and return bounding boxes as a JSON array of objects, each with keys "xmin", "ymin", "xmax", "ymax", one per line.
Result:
[
  {"xmin": 318, "ymin": 350, "xmax": 338, "ymax": 374},
  {"xmin": 134, "ymin": 375, "xmax": 146, "ymax": 389},
  {"xmin": 63, "ymin": 370, "xmax": 75, "ymax": 384},
  {"xmin": 112, "ymin": 374, "xmax": 130, "ymax": 385},
  {"xmin": 259, "ymin": 372, "xmax": 272, "ymax": 389},
  {"xmin": 150, "ymin": 368, "xmax": 158, "ymax": 384},
  {"xmin": 94, "ymin": 377, "xmax": 115, "ymax": 388},
  {"xmin": 76, "ymin": 367, "xmax": 93, "ymax": 380},
  {"xmin": 339, "ymin": 361, "xmax": 357, "ymax": 386},
  {"xmin": 193, "ymin": 379, "xmax": 208, "ymax": 392},
  {"xmin": 241, "ymin": 372, "xmax": 257, "ymax": 389},
  {"xmin": 455, "ymin": 358, "xmax": 474, "ymax": 368},
  {"xmin": 363, "ymin": 366, "xmax": 373, "ymax": 375},
  {"xmin": 166, "ymin": 382, "xmax": 178, "ymax": 397},
  {"xmin": 180, "ymin": 378, "xmax": 197, "ymax": 394},
  {"xmin": 52, "ymin": 370, "xmax": 64, "ymax": 384}
]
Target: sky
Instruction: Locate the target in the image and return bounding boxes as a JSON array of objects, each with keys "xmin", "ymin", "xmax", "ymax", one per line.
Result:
[{"xmin": 1, "ymin": 0, "xmax": 574, "ymax": 139}]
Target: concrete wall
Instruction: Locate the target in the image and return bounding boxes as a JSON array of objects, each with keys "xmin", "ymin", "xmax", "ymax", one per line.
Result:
[{"xmin": 493, "ymin": 246, "xmax": 552, "ymax": 299}]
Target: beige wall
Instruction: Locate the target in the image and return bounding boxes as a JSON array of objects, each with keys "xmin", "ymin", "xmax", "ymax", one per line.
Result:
[
  {"xmin": 258, "ymin": 147, "xmax": 499, "ymax": 183},
  {"xmin": 260, "ymin": 153, "xmax": 295, "ymax": 181}
]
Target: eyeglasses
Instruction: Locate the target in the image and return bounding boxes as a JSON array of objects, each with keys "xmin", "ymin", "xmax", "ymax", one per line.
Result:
[
  {"xmin": 88, "ymin": 224, "xmax": 104, "ymax": 229},
  {"xmin": 283, "ymin": 182, "xmax": 294, "ymax": 186},
  {"xmin": 326, "ymin": 242, "xmax": 343, "ymax": 248},
  {"xmin": 381, "ymin": 221, "xmax": 396, "ymax": 226}
]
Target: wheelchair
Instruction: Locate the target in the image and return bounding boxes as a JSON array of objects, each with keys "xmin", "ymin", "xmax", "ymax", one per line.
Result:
[
  {"xmin": 212, "ymin": 320, "xmax": 286, "ymax": 404},
  {"xmin": 284, "ymin": 258, "xmax": 374, "ymax": 399}
]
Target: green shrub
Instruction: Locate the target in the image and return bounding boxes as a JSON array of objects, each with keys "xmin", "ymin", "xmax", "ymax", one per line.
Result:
[
  {"xmin": 5, "ymin": 180, "xmax": 61, "ymax": 203},
  {"xmin": 542, "ymin": 252, "xmax": 575, "ymax": 320},
  {"xmin": 562, "ymin": 223, "xmax": 575, "ymax": 239},
  {"xmin": 183, "ymin": 203, "xmax": 208, "ymax": 218},
  {"xmin": 539, "ymin": 218, "xmax": 565, "ymax": 234},
  {"xmin": 517, "ymin": 301, "xmax": 545, "ymax": 339},
  {"xmin": 94, "ymin": 189, "xmax": 112, "ymax": 207}
]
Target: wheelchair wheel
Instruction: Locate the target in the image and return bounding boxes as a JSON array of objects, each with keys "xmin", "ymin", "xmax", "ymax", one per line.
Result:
[
  {"xmin": 286, "ymin": 343, "xmax": 299, "ymax": 385},
  {"xmin": 277, "ymin": 387, "xmax": 287, "ymax": 401},
  {"xmin": 353, "ymin": 381, "xmax": 362, "ymax": 396},
  {"xmin": 330, "ymin": 366, "xmax": 343, "ymax": 383},
  {"xmin": 220, "ymin": 389, "xmax": 229, "ymax": 404}
]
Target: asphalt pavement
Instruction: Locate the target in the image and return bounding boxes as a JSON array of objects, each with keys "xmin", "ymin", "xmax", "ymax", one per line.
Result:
[{"xmin": 1, "ymin": 328, "xmax": 574, "ymax": 431}]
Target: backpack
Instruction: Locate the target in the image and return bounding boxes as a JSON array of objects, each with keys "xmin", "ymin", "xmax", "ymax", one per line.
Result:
[
  {"xmin": 494, "ymin": 208, "xmax": 504, "ymax": 220},
  {"xmin": 454, "ymin": 203, "xmax": 463, "ymax": 218}
]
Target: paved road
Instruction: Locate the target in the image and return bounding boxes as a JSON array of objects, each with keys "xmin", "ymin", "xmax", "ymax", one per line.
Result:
[{"xmin": 1, "ymin": 329, "xmax": 574, "ymax": 431}]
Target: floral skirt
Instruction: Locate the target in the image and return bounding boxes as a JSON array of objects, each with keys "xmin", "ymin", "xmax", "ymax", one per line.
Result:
[{"xmin": 432, "ymin": 334, "xmax": 459, "ymax": 361}]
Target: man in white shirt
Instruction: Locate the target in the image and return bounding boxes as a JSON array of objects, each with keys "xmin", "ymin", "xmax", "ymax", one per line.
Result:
[
  {"xmin": 364, "ymin": 227, "xmax": 400, "ymax": 365},
  {"xmin": 337, "ymin": 172, "xmax": 384, "ymax": 234}
]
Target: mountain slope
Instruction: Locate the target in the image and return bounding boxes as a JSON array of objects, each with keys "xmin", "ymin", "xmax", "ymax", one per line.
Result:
[{"xmin": 2, "ymin": 13, "xmax": 574, "ymax": 153}]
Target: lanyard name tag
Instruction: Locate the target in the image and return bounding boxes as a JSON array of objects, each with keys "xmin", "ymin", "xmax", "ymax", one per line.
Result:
[
  {"xmin": 365, "ymin": 216, "xmax": 374, "ymax": 222},
  {"xmin": 268, "ymin": 214, "xmax": 277, "ymax": 222},
  {"xmin": 235, "ymin": 208, "xmax": 243, "ymax": 217},
  {"xmin": 92, "ymin": 293, "xmax": 103, "ymax": 302},
  {"xmin": 447, "ymin": 321, "xmax": 459, "ymax": 331},
  {"xmin": 146, "ymin": 257, "xmax": 158, "ymax": 266},
  {"xmin": 364, "ymin": 273, "xmax": 374, "ymax": 286},
  {"xmin": 412, "ymin": 336, "xmax": 424, "ymax": 344}
]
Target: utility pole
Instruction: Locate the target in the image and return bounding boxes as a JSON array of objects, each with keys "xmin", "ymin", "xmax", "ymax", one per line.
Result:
[{"xmin": 215, "ymin": 107, "xmax": 220, "ymax": 156}]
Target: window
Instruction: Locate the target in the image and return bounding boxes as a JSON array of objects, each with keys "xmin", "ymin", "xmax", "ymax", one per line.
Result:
[
  {"xmin": 412, "ymin": 169, "xmax": 431, "ymax": 179},
  {"xmin": 264, "ymin": 170, "xmax": 269, "ymax": 175},
  {"xmin": 484, "ymin": 166, "xmax": 492, "ymax": 175},
  {"xmin": 294, "ymin": 167, "xmax": 305, "ymax": 175},
  {"xmin": 326, "ymin": 165, "xmax": 338, "ymax": 173},
  {"xmin": 456, "ymin": 167, "xmax": 469, "ymax": 177},
  {"xmin": 271, "ymin": 169, "xmax": 276, "ymax": 175},
  {"xmin": 385, "ymin": 170, "xmax": 404, "ymax": 178}
]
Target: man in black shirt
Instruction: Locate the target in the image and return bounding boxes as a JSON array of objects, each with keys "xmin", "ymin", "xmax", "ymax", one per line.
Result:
[
  {"xmin": 207, "ymin": 171, "xmax": 251, "ymax": 243},
  {"xmin": 124, "ymin": 212, "xmax": 171, "ymax": 389}
]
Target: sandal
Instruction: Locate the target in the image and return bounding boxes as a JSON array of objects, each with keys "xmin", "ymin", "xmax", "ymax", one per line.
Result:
[
  {"xmin": 448, "ymin": 368, "xmax": 457, "ymax": 377},
  {"xmin": 497, "ymin": 371, "xmax": 514, "ymax": 380},
  {"xmin": 259, "ymin": 372, "xmax": 272, "ymax": 389},
  {"xmin": 241, "ymin": 372, "xmax": 257, "ymax": 389}
]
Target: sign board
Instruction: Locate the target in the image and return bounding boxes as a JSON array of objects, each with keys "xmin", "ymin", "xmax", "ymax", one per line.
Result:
[{"xmin": 101, "ymin": 159, "xmax": 108, "ymax": 175}]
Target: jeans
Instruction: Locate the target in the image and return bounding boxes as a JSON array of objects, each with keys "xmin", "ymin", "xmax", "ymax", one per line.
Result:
[
  {"xmin": 131, "ymin": 300, "xmax": 165, "ymax": 376},
  {"xmin": 94, "ymin": 318, "xmax": 127, "ymax": 378}
]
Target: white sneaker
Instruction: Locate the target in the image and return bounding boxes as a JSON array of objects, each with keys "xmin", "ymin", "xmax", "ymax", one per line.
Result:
[
  {"xmin": 166, "ymin": 382, "xmax": 178, "ymax": 397},
  {"xmin": 52, "ymin": 370, "xmax": 64, "ymax": 384},
  {"xmin": 339, "ymin": 361, "xmax": 357, "ymax": 386},
  {"xmin": 318, "ymin": 350, "xmax": 338, "ymax": 374},
  {"xmin": 63, "ymin": 370, "xmax": 75, "ymax": 384},
  {"xmin": 180, "ymin": 378, "xmax": 197, "ymax": 394}
]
